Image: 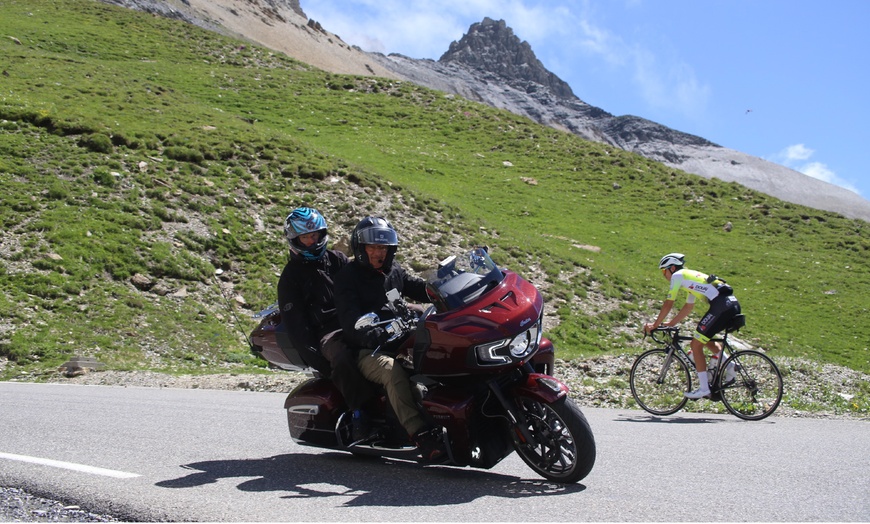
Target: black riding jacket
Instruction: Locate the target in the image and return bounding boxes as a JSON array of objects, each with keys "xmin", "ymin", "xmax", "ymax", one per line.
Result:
[
  {"xmin": 334, "ymin": 260, "xmax": 430, "ymax": 348},
  {"xmin": 277, "ymin": 249, "xmax": 349, "ymax": 353}
]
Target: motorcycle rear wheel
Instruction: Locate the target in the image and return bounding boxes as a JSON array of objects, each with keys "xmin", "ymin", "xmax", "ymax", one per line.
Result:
[{"xmin": 510, "ymin": 396, "xmax": 596, "ymax": 483}]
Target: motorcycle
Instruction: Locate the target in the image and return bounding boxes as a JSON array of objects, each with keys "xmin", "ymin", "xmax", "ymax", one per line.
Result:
[{"xmin": 249, "ymin": 247, "xmax": 596, "ymax": 483}]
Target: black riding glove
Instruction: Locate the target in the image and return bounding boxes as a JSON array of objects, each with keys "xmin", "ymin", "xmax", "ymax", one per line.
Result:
[{"xmin": 362, "ymin": 326, "xmax": 390, "ymax": 348}]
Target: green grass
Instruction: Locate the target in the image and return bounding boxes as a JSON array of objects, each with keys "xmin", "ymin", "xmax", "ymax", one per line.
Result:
[{"xmin": 1, "ymin": 0, "xmax": 868, "ymax": 406}]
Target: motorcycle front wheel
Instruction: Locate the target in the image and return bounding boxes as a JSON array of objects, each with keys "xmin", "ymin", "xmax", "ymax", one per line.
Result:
[{"xmin": 510, "ymin": 396, "xmax": 596, "ymax": 484}]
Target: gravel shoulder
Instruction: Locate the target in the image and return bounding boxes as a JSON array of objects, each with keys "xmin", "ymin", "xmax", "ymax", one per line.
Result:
[
  {"xmin": 18, "ymin": 354, "xmax": 870, "ymax": 421},
  {"xmin": 0, "ymin": 488, "xmax": 119, "ymax": 523}
]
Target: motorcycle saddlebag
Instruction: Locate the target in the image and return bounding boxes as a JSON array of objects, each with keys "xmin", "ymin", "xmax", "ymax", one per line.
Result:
[{"xmin": 284, "ymin": 378, "xmax": 345, "ymax": 447}]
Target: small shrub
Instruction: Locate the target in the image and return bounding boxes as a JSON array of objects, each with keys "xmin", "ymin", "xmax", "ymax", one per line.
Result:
[
  {"xmin": 46, "ymin": 181, "xmax": 69, "ymax": 200},
  {"xmin": 165, "ymin": 146, "xmax": 205, "ymax": 163},
  {"xmin": 79, "ymin": 133, "xmax": 114, "ymax": 154},
  {"xmin": 92, "ymin": 167, "xmax": 117, "ymax": 187}
]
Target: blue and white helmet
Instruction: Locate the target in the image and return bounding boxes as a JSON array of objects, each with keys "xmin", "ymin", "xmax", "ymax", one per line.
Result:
[{"xmin": 284, "ymin": 207, "xmax": 328, "ymax": 262}]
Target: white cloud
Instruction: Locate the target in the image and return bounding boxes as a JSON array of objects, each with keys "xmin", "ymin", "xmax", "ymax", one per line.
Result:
[
  {"xmin": 536, "ymin": 4, "xmax": 710, "ymax": 121},
  {"xmin": 776, "ymin": 144, "xmax": 860, "ymax": 195},
  {"xmin": 574, "ymin": 19, "xmax": 625, "ymax": 65},
  {"xmin": 800, "ymin": 162, "xmax": 860, "ymax": 195},
  {"xmin": 783, "ymin": 144, "xmax": 814, "ymax": 162},
  {"xmin": 625, "ymin": 45, "xmax": 709, "ymax": 120},
  {"xmin": 801, "ymin": 162, "xmax": 835, "ymax": 184}
]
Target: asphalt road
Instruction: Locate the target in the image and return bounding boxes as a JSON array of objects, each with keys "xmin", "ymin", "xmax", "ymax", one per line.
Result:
[{"xmin": 1, "ymin": 382, "xmax": 867, "ymax": 522}]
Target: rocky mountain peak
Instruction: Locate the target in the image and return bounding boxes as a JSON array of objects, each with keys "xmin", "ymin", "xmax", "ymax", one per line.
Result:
[{"xmin": 439, "ymin": 17, "xmax": 574, "ymax": 100}]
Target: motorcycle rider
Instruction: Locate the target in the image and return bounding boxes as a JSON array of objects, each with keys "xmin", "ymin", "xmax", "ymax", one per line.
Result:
[
  {"xmin": 277, "ymin": 207, "xmax": 376, "ymax": 421},
  {"xmin": 334, "ymin": 216, "xmax": 447, "ymax": 462},
  {"xmin": 643, "ymin": 253, "xmax": 741, "ymax": 399}
]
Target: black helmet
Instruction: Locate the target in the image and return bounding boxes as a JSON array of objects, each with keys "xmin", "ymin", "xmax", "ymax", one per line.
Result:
[
  {"xmin": 284, "ymin": 207, "xmax": 328, "ymax": 262},
  {"xmin": 658, "ymin": 252, "xmax": 685, "ymax": 270},
  {"xmin": 351, "ymin": 216, "xmax": 398, "ymax": 270}
]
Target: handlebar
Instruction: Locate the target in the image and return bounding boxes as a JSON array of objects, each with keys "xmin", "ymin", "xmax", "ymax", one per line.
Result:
[
  {"xmin": 355, "ymin": 291, "xmax": 421, "ymax": 355},
  {"xmin": 646, "ymin": 325, "xmax": 727, "ymax": 346},
  {"xmin": 646, "ymin": 326, "xmax": 682, "ymax": 345}
]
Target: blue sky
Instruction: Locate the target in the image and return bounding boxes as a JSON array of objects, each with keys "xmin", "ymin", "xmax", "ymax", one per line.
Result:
[{"xmin": 304, "ymin": 0, "xmax": 869, "ymax": 201}]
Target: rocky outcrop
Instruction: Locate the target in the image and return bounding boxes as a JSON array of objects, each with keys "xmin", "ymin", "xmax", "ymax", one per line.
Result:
[{"xmin": 440, "ymin": 18, "xmax": 575, "ymax": 100}]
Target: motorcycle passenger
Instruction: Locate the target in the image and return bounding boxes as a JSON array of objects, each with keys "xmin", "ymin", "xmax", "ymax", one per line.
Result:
[
  {"xmin": 277, "ymin": 207, "xmax": 376, "ymax": 413},
  {"xmin": 334, "ymin": 216, "xmax": 447, "ymax": 462},
  {"xmin": 643, "ymin": 253, "xmax": 742, "ymax": 399}
]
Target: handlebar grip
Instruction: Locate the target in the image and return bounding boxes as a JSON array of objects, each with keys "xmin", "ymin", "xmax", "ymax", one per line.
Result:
[{"xmin": 648, "ymin": 326, "xmax": 678, "ymax": 344}]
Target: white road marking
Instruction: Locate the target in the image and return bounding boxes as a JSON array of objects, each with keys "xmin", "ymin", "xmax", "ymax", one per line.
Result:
[{"xmin": 0, "ymin": 452, "xmax": 140, "ymax": 478}]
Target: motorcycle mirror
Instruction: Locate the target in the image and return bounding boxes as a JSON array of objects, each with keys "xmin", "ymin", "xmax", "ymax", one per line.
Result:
[
  {"xmin": 437, "ymin": 255, "xmax": 456, "ymax": 269},
  {"xmin": 354, "ymin": 312, "xmax": 380, "ymax": 331}
]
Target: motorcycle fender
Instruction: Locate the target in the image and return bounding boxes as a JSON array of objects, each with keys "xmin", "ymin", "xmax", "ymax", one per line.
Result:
[
  {"xmin": 529, "ymin": 337, "xmax": 555, "ymax": 375},
  {"xmin": 511, "ymin": 373, "xmax": 569, "ymax": 403}
]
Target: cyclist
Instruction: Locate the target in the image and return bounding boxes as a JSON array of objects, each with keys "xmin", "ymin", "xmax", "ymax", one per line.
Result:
[{"xmin": 643, "ymin": 253, "xmax": 741, "ymax": 399}]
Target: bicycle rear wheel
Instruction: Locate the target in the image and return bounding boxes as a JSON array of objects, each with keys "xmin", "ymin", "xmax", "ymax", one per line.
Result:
[
  {"xmin": 719, "ymin": 350, "xmax": 783, "ymax": 420},
  {"xmin": 630, "ymin": 349, "xmax": 691, "ymax": 416}
]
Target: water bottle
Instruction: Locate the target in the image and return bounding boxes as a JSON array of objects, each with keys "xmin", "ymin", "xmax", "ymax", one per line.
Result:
[{"xmin": 709, "ymin": 354, "xmax": 720, "ymax": 373}]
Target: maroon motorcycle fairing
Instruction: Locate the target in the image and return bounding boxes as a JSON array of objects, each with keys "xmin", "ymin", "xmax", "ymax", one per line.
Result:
[{"xmin": 410, "ymin": 270, "xmax": 548, "ymax": 377}]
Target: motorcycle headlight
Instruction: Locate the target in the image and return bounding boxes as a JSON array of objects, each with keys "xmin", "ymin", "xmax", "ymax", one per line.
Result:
[
  {"xmin": 475, "ymin": 319, "xmax": 541, "ymax": 365},
  {"xmin": 509, "ymin": 319, "xmax": 540, "ymax": 359},
  {"xmin": 475, "ymin": 339, "xmax": 511, "ymax": 365}
]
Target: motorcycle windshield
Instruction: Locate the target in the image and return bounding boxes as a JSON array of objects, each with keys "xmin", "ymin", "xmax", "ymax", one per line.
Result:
[{"xmin": 424, "ymin": 247, "xmax": 504, "ymax": 312}]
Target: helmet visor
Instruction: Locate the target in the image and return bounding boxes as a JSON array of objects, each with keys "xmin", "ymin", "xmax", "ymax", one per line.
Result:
[{"xmin": 356, "ymin": 227, "xmax": 398, "ymax": 246}]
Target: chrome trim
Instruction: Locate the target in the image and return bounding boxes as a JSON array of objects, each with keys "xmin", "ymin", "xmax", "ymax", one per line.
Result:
[{"xmin": 287, "ymin": 404, "xmax": 320, "ymax": 415}]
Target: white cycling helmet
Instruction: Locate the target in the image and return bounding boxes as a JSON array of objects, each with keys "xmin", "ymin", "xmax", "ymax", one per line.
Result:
[{"xmin": 658, "ymin": 253, "xmax": 685, "ymax": 270}]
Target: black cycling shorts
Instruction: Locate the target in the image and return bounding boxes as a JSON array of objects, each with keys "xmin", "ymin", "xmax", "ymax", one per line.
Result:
[{"xmin": 694, "ymin": 295, "xmax": 741, "ymax": 343}]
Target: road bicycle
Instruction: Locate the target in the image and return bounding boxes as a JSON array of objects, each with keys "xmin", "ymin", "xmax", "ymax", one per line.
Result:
[{"xmin": 629, "ymin": 315, "xmax": 783, "ymax": 420}]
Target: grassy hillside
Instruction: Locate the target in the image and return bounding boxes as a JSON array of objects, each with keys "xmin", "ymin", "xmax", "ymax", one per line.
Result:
[{"xmin": 1, "ymin": 0, "xmax": 868, "ymax": 405}]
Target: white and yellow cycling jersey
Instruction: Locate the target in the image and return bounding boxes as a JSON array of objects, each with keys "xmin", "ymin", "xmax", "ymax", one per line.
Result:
[{"xmin": 665, "ymin": 269, "xmax": 724, "ymax": 304}]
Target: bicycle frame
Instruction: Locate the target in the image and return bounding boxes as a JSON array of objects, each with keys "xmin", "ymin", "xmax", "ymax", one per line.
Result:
[{"xmin": 650, "ymin": 328, "xmax": 733, "ymax": 384}]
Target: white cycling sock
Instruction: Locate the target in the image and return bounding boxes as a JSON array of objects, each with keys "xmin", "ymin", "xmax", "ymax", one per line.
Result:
[{"xmin": 697, "ymin": 371, "xmax": 710, "ymax": 391}]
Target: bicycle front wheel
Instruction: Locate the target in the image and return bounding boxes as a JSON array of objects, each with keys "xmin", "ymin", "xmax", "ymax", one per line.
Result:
[
  {"xmin": 630, "ymin": 349, "xmax": 691, "ymax": 416},
  {"xmin": 720, "ymin": 350, "xmax": 783, "ymax": 421}
]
